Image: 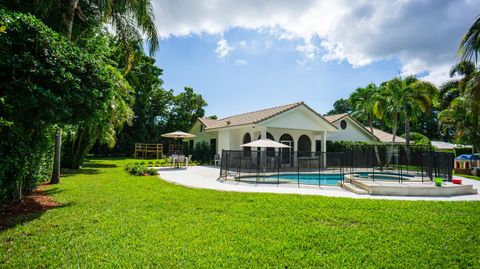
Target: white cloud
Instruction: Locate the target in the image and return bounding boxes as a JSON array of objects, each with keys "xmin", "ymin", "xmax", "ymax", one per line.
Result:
[
  {"xmin": 215, "ymin": 38, "xmax": 233, "ymax": 58},
  {"xmin": 296, "ymin": 41, "xmax": 319, "ymax": 65},
  {"xmin": 238, "ymin": 40, "xmax": 247, "ymax": 48},
  {"xmin": 152, "ymin": 0, "xmax": 480, "ymax": 85},
  {"xmin": 235, "ymin": 59, "xmax": 248, "ymax": 65}
]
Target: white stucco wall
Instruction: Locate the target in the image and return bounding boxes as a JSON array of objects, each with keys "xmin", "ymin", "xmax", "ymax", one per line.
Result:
[
  {"xmin": 326, "ymin": 118, "xmax": 372, "ymax": 142},
  {"xmin": 187, "ymin": 121, "xmax": 217, "ymax": 148}
]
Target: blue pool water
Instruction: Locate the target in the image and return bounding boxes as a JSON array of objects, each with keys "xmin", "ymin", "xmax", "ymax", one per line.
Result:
[
  {"xmin": 266, "ymin": 174, "xmax": 344, "ymax": 186},
  {"xmin": 260, "ymin": 172, "xmax": 413, "ymax": 186}
]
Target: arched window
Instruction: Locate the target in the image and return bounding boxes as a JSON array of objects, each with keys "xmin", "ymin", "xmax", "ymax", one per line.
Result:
[
  {"xmin": 258, "ymin": 132, "xmax": 275, "ymax": 156},
  {"xmin": 298, "ymin": 135, "xmax": 311, "ymax": 157},
  {"xmin": 243, "ymin": 133, "xmax": 251, "ymax": 157},
  {"xmin": 340, "ymin": 120, "xmax": 347, "ymax": 130},
  {"xmin": 279, "ymin": 134, "xmax": 294, "ymax": 165}
]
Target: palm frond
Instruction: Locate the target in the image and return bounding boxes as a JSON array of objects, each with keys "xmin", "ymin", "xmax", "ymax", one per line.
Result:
[{"xmin": 458, "ymin": 16, "xmax": 480, "ymax": 63}]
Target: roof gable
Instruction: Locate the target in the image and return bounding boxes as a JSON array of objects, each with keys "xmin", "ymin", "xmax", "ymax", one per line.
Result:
[
  {"xmin": 198, "ymin": 102, "xmax": 303, "ymax": 130},
  {"xmin": 325, "ymin": 113, "xmax": 406, "ymax": 143},
  {"xmin": 198, "ymin": 102, "xmax": 337, "ymax": 131}
]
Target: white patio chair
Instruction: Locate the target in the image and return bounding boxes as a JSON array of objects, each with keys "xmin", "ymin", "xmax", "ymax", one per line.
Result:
[
  {"xmin": 177, "ymin": 155, "xmax": 186, "ymax": 168},
  {"xmin": 214, "ymin": 154, "xmax": 221, "ymax": 166},
  {"xmin": 185, "ymin": 155, "xmax": 192, "ymax": 168}
]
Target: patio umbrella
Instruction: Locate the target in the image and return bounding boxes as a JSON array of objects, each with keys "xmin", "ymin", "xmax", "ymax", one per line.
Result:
[
  {"xmin": 161, "ymin": 131, "xmax": 196, "ymax": 139},
  {"xmin": 241, "ymin": 139, "xmax": 290, "ymax": 179},
  {"xmin": 241, "ymin": 138, "xmax": 290, "ymax": 148},
  {"xmin": 161, "ymin": 131, "xmax": 196, "ymax": 154}
]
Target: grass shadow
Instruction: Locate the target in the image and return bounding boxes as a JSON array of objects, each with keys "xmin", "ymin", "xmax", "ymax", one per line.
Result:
[
  {"xmin": 61, "ymin": 168, "xmax": 101, "ymax": 177},
  {"xmin": 82, "ymin": 163, "xmax": 117, "ymax": 169}
]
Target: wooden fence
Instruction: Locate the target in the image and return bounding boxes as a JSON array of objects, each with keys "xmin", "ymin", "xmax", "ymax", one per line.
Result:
[{"xmin": 134, "ymin": 143, "xmax": 163, "ymax": 159}]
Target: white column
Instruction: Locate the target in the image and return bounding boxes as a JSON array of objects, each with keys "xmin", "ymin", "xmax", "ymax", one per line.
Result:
[
  {"xmin": 217, "ymin": 129, "xmax": 231, "ymax": 156},
  {"xmin": 293, "ymin": 134, "xmax": 299, "ymax": 167},
  {"xmin": 321, "ymin": 131, "xmax": 327, "ymax": 167},
  {"xmin": 310, "ymin": 134, "xmax": 316, "ymax": 152}
]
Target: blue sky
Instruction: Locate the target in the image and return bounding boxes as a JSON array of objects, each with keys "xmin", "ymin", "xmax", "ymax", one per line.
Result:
[{"xmin": 150, "ymin": 0, "xmax": 480, "ymax": 118}]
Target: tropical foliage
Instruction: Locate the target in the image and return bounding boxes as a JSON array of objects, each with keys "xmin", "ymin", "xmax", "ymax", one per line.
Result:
[
  {"xmin": 329, "ymin": 76, "xmax": 438, "ymax": 147},
  {"xmin": 458, "ymin": 16, "xmax": 480, "ymax": 63},
  {"xmin": 0, "ymin": 3, "xmax": 207, "ymax": 203},
  {"xmin": 0, "ymin": 9, "xmax": 125, "ymax": 202},
  {"xmin": 438, "ymin": 61, "xmax": 480, "ymax": 151}
]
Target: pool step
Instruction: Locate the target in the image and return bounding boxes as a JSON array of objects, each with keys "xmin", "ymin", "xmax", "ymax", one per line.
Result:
[{"xmin": 341, "ymin": 182, "xmax": 368, "ymax": 195}]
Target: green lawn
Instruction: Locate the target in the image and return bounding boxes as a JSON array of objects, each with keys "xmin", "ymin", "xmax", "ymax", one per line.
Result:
[
  {"xmin": 455, "ymin": 173, "xmax": 480, "ymax": 181},
  {"xmin": 1, "ymin": 158, "xmax": 479, "ymax": 267}
]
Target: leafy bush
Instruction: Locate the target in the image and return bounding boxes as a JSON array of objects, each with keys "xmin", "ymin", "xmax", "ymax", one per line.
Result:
[
  {"xmin": 401, "ymin": 132, "xmax": 431, "ymax": 146},
  {"xmin": 326, "ymin": 141, "xmax": 386, "ymax": 152},
  {"xmin": 192, "ymin": 141, "xmax": 212, "ymax": 163},
  {"xmin": 124, "ymin": 163, "xmax": 157, "ymax": 176},
  {"xmin": 454, "ymin": 147, "xmax": 473, "ymax": 157}
]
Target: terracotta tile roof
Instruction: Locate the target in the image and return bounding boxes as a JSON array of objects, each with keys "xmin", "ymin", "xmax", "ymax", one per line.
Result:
[
  {"xmin": 199, "ymin": 102, "xmax": 303, "ymax": 129},
  {"xmin": 370, "ymin": 127, "xmax": 406, "ymax": 143},
  {"xmin": 323, "ymin": 113, "xmax": 348, "ymax": 123},
  {"xmin": 324, "ymin": 113, "xmax": 406, "ymax": 143}
]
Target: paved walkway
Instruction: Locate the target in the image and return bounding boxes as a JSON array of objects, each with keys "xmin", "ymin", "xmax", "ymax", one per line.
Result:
[{"xmin": 157, "ymin": 165, "xmax": 480, "ymax": 201}]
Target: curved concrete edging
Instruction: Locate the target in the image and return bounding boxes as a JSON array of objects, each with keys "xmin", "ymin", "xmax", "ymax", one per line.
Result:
[{"xmin": 156, "ymin": 166, "xmax": 480, "ymax": 201}]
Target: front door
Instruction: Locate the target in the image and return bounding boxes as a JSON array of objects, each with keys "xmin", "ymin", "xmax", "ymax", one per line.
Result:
[{"xmin": 210, "ymin": 139, "xmax": 217, "ymax": 160}]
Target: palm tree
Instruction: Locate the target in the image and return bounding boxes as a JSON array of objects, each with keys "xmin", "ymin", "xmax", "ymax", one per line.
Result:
[
  {"xmin": 439, "ymin": 61, "xmax": 480, "ymax": 151},
  {"xmin": 458, "ymin": 16, "xmax": 480, "ymax": 63},
  {"xmin": 31, "ymin": 0, "xmax": 159, "ymax": 54},
  {"xmin": 350, "ymin": 84, "xmax": 383, "ymax": 166},
  {"xmin": 382, "ymin": 76, "xmax": 437, "ymax": 147}
]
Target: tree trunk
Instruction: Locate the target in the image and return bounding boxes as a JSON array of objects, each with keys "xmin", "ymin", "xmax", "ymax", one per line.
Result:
[
  {"xmin": 50, "ymin": 0, "xmax": 79, "ymax": 182},
  {"xmin": 404, "ymin": 111, "xmax": 411, "ymax": 164},
  {"xmin": 369, "ymin": 116, "xmax": 382, "ymax": 169},
  {"xmin": 50, "ymin": 128, "xmax": 61, "ymax": 184},
  {"xmin": 63, "ymin": 0, "xmax": 79, "ymax": 39},
  {"xmin": 386, "ymin": 112, "xmax": 398, "ymax": 167},
  {"xmin": 404, "ymin": 112, "xmax": 411, "ymax": 147}
]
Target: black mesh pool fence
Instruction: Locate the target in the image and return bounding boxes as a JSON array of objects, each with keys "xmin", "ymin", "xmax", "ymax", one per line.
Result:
[{"xmin": 219, "ymin": 145, "xmax": 453, "ymax": 186}]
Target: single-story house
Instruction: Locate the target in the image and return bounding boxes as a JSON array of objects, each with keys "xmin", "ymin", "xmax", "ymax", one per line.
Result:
[{"xmin": 187, "ymin": 102, "xmax": 404, "ymax": 158}]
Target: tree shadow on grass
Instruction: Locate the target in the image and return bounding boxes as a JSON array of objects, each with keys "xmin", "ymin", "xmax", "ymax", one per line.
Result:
[
  {"xmin": 82, "ymin": 163, "xmax": 117, "ymax": 168},
  {"xmin": 0, "ymin": 186, "xmax": 72, "ymax": 232},
  {"xmin": 61, "ymin": 168, "xmax": 101, "ymax": 177}
]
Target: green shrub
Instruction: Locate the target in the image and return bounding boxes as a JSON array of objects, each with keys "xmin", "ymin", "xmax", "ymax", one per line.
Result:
[
  {"xmin": 401, "ymin": 132, "xmax": 431, "ymax": 146},
  {"xmin": 124, "ymin": 163, "xmax": 157, "ymax": 176},
  {"xmin": 192, "ymin": 141, "xmax": 212, "ymax": 163},
  {"xmin": 454, "ymin": 147, "xmax": 473, "ymax": 157}
]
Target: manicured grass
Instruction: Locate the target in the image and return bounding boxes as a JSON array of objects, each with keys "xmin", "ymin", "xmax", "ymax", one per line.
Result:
[
  {"xmin": 455, "ymin": 173, "xmax": 480, "ymax": 181},
  {"xmin": 1, "ymin": 158, "xmax": 479, "ymax": 267}
]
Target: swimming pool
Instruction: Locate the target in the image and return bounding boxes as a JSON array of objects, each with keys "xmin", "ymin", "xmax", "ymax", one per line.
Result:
[
  {"xmin": 242, "ymin": 172, "xmax": 413, "ymax": 186},
  {"xmin": 264, "ymin": 173, "xmax": 344, "ymax": 186}
]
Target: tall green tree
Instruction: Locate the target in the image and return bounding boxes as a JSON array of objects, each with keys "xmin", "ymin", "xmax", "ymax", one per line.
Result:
[
  {"xmin": 4, "ymin": 0, "xmax": 159, "ymax": 180},
  {"xmin": 167, "ymin": 87, "xmax": 208, "ymax": 132},
  {"xmin": 326, "ymin": 98, "xmax": 352, "ymax": 115},
  {"xmin": 0, "ymin": 10, "xmax": 124, "ymax": 201}
]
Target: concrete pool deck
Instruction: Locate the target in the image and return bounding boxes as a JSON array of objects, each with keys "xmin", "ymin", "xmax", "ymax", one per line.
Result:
[{"xmin": 157, "ymin": 165, "xmax": 480, "ymax": 201}]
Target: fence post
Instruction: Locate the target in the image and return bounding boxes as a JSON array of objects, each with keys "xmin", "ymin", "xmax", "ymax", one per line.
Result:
[
  {"xmin": 238, "ymin": 152, "xmax": 242, "ymax": 181},
  {"xmin": 277, "ymin": 153, "xmax": 280, "ymax": 186},
  {"xmin": 372, "ymin": 145, "xmax": 375, "ymax": 182},
  {"xmin": 297, "ymin": 153, "xmax": 300, "ymax": 187},
  {"xmin": 318, "ymin": 152, "xmax": 321, "ymax": 187}
]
